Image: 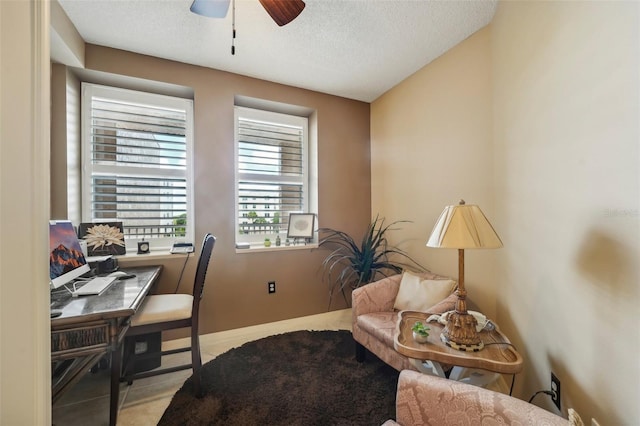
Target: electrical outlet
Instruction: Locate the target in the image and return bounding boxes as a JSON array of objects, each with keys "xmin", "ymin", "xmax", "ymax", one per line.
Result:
[
  {"xmin": 268, "ymin": 281, "xmax": 276, "ymax": 294},
  {"xmin": 551, "ymin": 372, "xmax": 561, "ymax": 411}
]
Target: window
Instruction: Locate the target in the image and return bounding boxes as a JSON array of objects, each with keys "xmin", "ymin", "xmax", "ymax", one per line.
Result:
[
  {"xmin": 235, "ymin": 106, "xmax": 312, "ymax": 245},
  {"xmin": 81, "ymin": 83, "xmax": 194, "ymax": 251}
]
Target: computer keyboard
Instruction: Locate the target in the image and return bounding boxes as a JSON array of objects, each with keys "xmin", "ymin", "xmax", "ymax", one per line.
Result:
[{"xmin": 72, "ymin": 276, "xmax": 117, "ymax": 296}]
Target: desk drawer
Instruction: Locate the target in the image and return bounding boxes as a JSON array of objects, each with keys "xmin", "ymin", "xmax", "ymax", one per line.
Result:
[{"xmin": 51, "ymin": 323, "xmax": 110, "ymax": 359}]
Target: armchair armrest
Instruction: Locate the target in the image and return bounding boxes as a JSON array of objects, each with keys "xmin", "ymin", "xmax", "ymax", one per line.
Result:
[
  {"xmin": 352, "ymin": 274, "xmax": 402, "ymax": 318},
  {"xmin": 394, "ymin": 370, "xmax": 569, "ymax": 426}
]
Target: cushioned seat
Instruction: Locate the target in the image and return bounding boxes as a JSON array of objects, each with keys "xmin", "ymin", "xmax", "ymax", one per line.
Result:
[
  {"xmin": 121, "ymin": 233, "xmax": 216, "ymax": 397},
  {"xmin": 356, "ymin": 312, "xmax": 397, "ymax": 346},
  {"xmin": 131, "ymin": 294, "xmax": 193, "ymax": 326}
]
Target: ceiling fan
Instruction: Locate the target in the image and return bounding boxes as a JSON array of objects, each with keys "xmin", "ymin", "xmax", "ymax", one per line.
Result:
[{"xmin": 190, "ymin": 0, "xmax": 306, "ymax": 27}]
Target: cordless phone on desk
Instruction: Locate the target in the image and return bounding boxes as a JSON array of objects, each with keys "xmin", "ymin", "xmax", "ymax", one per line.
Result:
[{"xmin": 170, "ymin": 243, "xmax": 194, "ymax": 254}]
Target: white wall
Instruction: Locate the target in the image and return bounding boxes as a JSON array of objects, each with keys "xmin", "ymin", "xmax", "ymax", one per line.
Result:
[
  {"xmin": 372, "ymin": 0, "xmax": 639, "ymax": 423},
  {"xmin": 0, "ymin": 1, "xmax": 52, "ymax": 424}
]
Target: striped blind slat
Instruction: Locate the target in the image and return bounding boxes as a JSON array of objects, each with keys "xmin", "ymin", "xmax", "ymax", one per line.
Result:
[
  {"xmin": 90, "ymin": 96, "xmax": 187, "ymax": 171},
  {"xmin": 93, "ymin": 99, "xmax": 186, "ymax": 133},
  {"xmin": 237, "ymin": 180, "xmax": 303, "ymax": 235},
  {"xmin": 86, "ymin": 87, "xmax": 189, "ymax": 240},
  {"xmin": 91, "ymin": 175, "xmax": 187, "ymax": 237},
  {"xmin": 92, "ymin": 119, "xmax": 184, "ymax": 138},
  {"xmin": 235, "ymin": 107, "xmax": 308, "ymax": 241},
  {"xmin": 237, "ymin": 117, "xmax": 303, "ymax": 179}
]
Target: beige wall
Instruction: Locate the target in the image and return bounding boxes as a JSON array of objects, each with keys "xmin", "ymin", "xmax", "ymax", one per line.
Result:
[
  {"xmin": 492, "ymin": 1, "xmax": 639, "ymax": 423},
  {"xmin": 51, "ymin": 45, "xmax": 371, "ymax": 334},
  {"xmin": 1, "ymin": 1, "xmax": 51, "ymax": 424},
  {"xmin": 372, "ymin": 1, "xmax": 639, "ymax": 423},
  {"xmin": 371, "ymin": 27, "xmax": 497, "ymax": 317}
]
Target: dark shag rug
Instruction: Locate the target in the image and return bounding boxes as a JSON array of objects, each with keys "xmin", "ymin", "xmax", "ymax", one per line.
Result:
[{"xmin": 158, "ymin": 330, "xmax": 399, "ymax": 426}]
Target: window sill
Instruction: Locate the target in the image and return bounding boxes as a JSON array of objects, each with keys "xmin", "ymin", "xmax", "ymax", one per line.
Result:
[
  {"xmin": 117, "ymin": 250, "xmax": 192, "ymax": 262},
  {"xmin": 235, "ymin": 243, "xmax": 318, "ymax": 254}
]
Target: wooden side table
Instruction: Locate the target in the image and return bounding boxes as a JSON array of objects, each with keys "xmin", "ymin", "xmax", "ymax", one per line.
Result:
[{"xmin": 394, "ymin": 310, "xmax": 523, "ymax": 387}]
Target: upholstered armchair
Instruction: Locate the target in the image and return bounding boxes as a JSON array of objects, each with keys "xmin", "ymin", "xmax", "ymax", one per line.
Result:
[
  {"xmin": 352, "ymin": 272, "xmax": 458, "ymax": 372},
  {"xmin": 383, "ymin": 370, "xmax": 570, "ymax": 425}
]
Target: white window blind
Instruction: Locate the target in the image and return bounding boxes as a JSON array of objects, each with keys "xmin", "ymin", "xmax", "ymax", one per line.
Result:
[
  {"xmin": 82, "ymin": 84, "xmax": 193, "ymax": 250},
  {"xmin": 235, "ymin": 107, "xmax": 308, "ymax": 243}
]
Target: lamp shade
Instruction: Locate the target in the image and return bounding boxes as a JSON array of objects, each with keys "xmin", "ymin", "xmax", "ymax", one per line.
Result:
[{"xmin": 426, "ymin": 200, "xmax": 503, "ymax": 249}]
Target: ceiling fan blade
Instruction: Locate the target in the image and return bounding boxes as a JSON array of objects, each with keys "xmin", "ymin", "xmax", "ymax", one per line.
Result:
[
  {"xmin": 190, "ymin": 0, "xmax": 231, "ymax": 18},
  {"xmin": 258, "ymin": 0, "xmax": 306, "ymax": 26}
]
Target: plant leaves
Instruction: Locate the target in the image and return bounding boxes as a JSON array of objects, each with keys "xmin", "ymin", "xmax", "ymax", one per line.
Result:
[{"xmin": 318, "ymin": 215, "xmax": 427, "ymax": 309}]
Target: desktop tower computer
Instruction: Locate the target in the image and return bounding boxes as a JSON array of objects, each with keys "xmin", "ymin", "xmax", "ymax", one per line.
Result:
[{"xmin": 125, "ymin": 332, "xmax": 162, "ymax": 373}]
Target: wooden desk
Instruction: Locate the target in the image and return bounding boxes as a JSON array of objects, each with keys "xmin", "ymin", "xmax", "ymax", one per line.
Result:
[
  {"xmin": 394, "ymin": 310, "xmax": 523, "ymax": 387},
  {"xmin": 51, "ymin": 265, "xmax": 162, "ymax": 426}
]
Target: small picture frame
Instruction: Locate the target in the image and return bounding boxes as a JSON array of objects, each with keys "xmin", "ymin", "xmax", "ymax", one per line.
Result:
[
  {"xmin": 78, "ymin": 222, "xmax": 126, "ymax": 256},
  {"xmin": 286, "ymin": 213, "xmax": 316, "ymax": 239}
]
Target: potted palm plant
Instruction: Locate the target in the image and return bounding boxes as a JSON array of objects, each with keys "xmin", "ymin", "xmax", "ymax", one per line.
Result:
[{"xmin": 318, "ymin": 215, "xmax": 425, "ymax": 309}]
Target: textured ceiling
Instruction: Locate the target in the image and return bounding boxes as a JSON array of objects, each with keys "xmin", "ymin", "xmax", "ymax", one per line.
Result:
[{"xmin": 57, "ymin": 0, "xmax": 497, "ymax": 102}]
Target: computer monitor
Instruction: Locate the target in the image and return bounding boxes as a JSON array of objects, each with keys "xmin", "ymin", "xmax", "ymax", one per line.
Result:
[{"xmin": 49, "ymin": 220, "xmax": 90, "ymax": 289}]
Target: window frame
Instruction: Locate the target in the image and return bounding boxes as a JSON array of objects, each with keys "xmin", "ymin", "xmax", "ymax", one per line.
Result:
[
  {"xmin": 234, "ymin": 106, "xmax": 312, "ymax": 247},
  {"xmin": 80, "ymin": 83, "xmax": 194, "ymax": 252}
]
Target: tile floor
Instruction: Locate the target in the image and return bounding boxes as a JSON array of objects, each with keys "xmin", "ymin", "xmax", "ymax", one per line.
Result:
[{"xmin": 52, "ymin": 309, "xmax": 352, "ymax": 426}]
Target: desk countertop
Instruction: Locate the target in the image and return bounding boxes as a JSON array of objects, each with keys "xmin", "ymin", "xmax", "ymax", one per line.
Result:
[{"xmin": 51, "ymin": 265, "xmax": 162, "ymax": 325}]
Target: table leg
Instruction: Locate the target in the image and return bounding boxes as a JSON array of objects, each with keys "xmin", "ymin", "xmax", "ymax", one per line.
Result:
[
  {"xmin": 110, "ymin": 346, "xmax": 122, "ymax": 426},
  {"xmin": 409, "ymin": 361, "xmax": 501, "ymax": 388},
  {"xmin": 52, "ymin": 354, "xmax": 103, "ymax": 403},
  {"xmin": 409, "ymin": 358, "xmax": 446, "ymax": 377},
  {"xmin": 449, "ymin": 366, "xmax": 500, "ymax": 387}
]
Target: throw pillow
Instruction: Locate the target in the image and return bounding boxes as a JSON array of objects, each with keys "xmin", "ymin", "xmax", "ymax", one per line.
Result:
[{"xmin": 393, "ymin": 271, "xmax": 456, "ymax": 312}]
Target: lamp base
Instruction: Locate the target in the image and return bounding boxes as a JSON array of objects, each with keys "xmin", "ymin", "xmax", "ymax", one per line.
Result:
[
  {"xmin": 440, "ymin": 333, "xmax": 484, "ymax": 352},
  {"xmin": 440, "ymin": 311, "xmax": 485, "ymax": 352}
]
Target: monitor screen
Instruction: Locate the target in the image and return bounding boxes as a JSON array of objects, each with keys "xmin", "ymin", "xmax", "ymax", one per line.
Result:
[{"xmin": 49, "ymin": 220, "xmax": 90, "ymax": 289}]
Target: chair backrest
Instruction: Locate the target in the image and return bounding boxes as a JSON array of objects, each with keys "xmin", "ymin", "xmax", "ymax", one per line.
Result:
[{"xmin": 192, "ymin": 234, "xmax": 216, "ymax": 317}]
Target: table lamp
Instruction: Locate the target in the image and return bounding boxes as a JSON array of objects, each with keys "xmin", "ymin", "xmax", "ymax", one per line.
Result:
[{"xmin": 426, "ymin": 200, "xmax": 503, "ymax": 351}]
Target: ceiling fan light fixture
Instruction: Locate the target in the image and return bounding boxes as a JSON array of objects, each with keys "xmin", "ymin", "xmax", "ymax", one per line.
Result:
[
  {"xmin": 190, "ymin": 0, "xmax": 230, "ymax": 18},
  {"xmin": 258, "ymin": 0, "xmax": 305, "ymax": 26}
]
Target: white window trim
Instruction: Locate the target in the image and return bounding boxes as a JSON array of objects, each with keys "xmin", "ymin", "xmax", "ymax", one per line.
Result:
[
  {"xmin": 234, "ymin": 106, "xmax": 314, "ymax": 247},
  {"xmin": 81, "ymin": 83, "xmax": 194, "ymax": 252}
]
